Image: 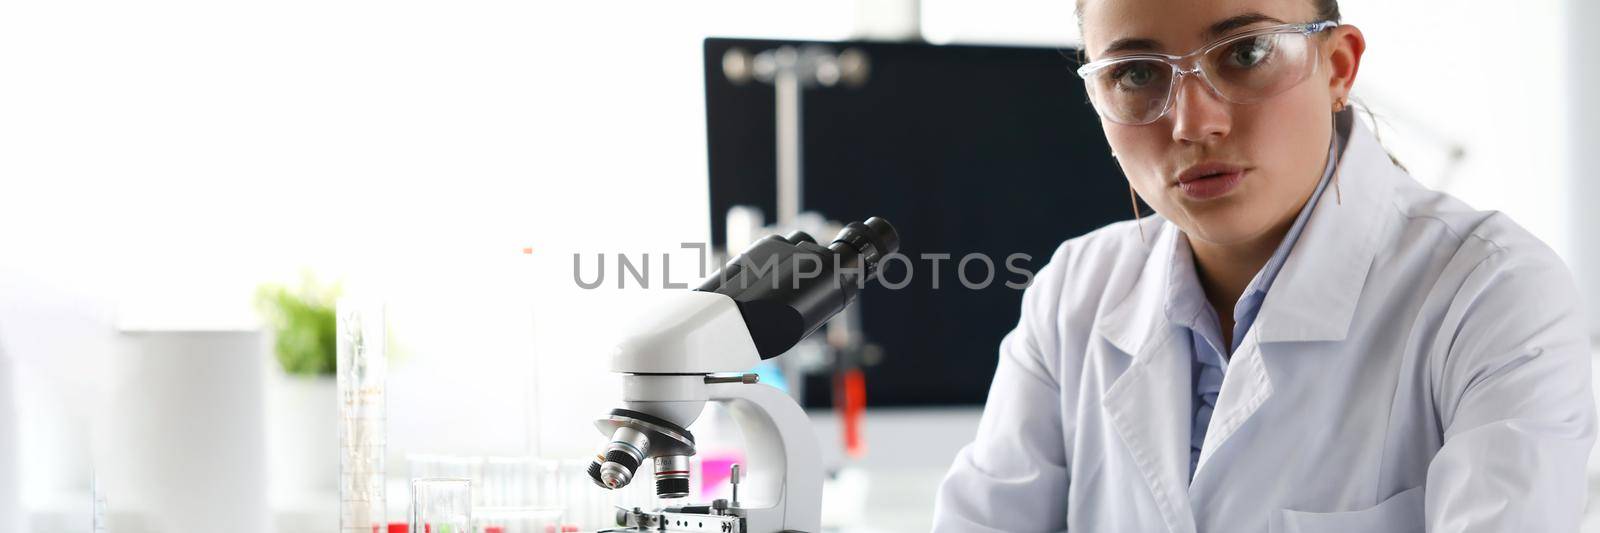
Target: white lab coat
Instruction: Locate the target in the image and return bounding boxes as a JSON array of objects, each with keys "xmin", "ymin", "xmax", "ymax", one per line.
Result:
[{"xmin": 933, "ymin": 116, "xmax": 1595, "ymax": 533}]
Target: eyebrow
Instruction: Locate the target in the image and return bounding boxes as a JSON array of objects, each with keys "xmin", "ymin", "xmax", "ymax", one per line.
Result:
[
  {"xmin": 1096, "ymin": 11, "xmax": 1288, "ymax": 57},
  {"xmin": 1206, "ymin": 12, "xmax": 1286, "ymax": 38}
]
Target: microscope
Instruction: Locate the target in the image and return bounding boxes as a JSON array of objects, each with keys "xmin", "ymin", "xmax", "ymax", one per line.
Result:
[{"xmin": 585, "ymin": 217, "xmax": 900, "ymax": 533}]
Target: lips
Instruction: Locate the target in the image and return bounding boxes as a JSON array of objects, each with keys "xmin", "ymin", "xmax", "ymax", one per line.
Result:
[{"xmin": 1175, "ymin": 162, "xmax": 1247, "ymax": 200}]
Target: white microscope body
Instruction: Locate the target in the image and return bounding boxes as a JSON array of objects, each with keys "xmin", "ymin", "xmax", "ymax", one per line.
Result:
[
  {"xmin": 586, "ymin": 218, "xmax": 899, "ymax": 533},
  {"xmin": 611, "ymin": 292, "xmax": 822, "ymax": 532}
]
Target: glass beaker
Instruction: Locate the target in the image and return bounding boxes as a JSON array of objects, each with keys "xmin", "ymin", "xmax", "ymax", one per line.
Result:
[{"xmin": 411, "ymin": 478, "xmax": 472, "ymax": 533}]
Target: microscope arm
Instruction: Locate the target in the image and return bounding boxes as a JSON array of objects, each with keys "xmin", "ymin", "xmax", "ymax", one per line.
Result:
[{"xmin": 709, "ymin": 381, "xmax": 823, "ymax": 533}]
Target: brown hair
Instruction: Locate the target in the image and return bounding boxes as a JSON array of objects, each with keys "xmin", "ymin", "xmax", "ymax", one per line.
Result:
[
  {"xmin": 1312, "ymin": 0, "xmax": 1342, "ymax": 22},
  {"xmin": 1077, "ymin": 0, "xmax": 1342, "ymax": 26}
]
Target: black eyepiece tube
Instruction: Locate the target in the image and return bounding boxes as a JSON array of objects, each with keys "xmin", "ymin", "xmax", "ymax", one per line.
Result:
[
  {"xmin": 695, "ymin": 217, "xmax": 901, "ymax": 360},
  {"xmin": 827, "ymin": 216, "xmax": 900, "ymax": 279}
]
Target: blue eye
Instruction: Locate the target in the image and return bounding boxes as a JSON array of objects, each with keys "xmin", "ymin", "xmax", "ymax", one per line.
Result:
[
  {"xmin": 1222, "ymin": 36, "xmax": 1273, "ymax": 67},
  {"xmin": 1111, "ymin": 62, "xmax": 1158, "ymax": 90},
  {"xmin": 1225, "ymin": 37, "xmax": 1275, "ymax": 68}
]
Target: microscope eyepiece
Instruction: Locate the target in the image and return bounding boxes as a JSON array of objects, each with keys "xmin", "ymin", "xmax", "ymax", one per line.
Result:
[
  {"xmin": 827, "ymin": 216, "xmax": 900, "ymax": 277},
  {"xmin": 692, "ymin": 216, "xmax": 902, "ymax": 360},
  {"xmin": 864, "ymin": 217, "xmax": 900, "ymax": 256}
]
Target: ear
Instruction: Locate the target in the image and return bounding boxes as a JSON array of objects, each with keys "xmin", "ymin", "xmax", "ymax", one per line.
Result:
[{"xmin": 1325, "ymin": 25, "xmax": 1366, "ymax": 104}]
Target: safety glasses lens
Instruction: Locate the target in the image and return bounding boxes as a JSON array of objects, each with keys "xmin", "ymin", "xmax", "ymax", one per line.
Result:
[
  {"xmin": 1086, "ymin": 59, "xmax": 1173, "ymax": 125},
  {"xmin": 1083, "ymin": 30, "xmax": 1320, "ymax": 125},
  {"xmin": 1201, "ymin": 32, "xmax": 1317, "ymax": 104}
]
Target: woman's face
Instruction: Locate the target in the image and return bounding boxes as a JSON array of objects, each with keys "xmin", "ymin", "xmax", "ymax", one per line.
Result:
[{"xmin": 1080, "ymin": 0, "xmax": 1346, "ymax": 247}]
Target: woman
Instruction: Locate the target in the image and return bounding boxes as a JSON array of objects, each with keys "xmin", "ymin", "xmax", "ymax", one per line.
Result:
[{"xmin": 933, "ymin": 0, "xmax": 1595, "ymax": 531}]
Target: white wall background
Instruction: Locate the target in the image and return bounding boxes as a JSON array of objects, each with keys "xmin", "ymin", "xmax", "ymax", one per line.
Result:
[
  {"xmin": 0, "ymin": 0, "xmax": 1591, "ymax": 529},
  {"xmin": 6, "ymin": 0, "xmax": 1572, "ymax": 332}
]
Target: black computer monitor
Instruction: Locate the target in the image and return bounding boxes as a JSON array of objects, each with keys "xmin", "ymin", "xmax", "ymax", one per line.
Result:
[{"xmin": 704, "ymin": 37, "xmax": 1127, "ymax": 407}]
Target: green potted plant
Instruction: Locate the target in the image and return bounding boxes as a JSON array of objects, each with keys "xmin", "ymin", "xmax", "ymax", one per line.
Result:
[{"xmin": 256, "ymin": 276, "xmax": 338, "ymax": 376}]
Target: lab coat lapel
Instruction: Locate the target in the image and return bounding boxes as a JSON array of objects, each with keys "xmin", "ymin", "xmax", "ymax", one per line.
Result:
[
  {"xmin": 1256, "ymin": 110, "xmax": 1394, "ymax": 343},
  {"xmin": 1191, "ymin": 328, "xmax": 1270, "ymax": 477},
  {"xmin": 1099, "ymin": 222, "xmax": 1199, "ymax": 533}
]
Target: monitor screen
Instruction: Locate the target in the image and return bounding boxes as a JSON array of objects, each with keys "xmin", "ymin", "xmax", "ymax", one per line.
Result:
[{"xmin": 704, "ymin": 37, "xmax": 1127, "ymax": 407}]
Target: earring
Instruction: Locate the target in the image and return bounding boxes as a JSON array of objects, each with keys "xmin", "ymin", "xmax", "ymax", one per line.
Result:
[
  {"xmin": 1128, "ymin": 184, "xmax": 1146, "ymax": 243},
  {"xmin": 1334, "ymin": 96, "xmax": 1348, "ymax": 112},
  {"xmin": 1329, "ymin": 112, "xmax": 1344, "ymax": 206}
]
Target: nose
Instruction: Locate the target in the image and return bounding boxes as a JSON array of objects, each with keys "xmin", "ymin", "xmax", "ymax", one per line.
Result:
[{"xmin": 1169, "ymin": 74, "xmax": 1231, "ymax": 144}]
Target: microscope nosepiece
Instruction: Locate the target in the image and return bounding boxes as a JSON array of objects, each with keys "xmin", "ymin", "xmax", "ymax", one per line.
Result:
[{"xmin": 587, "ymin": 409, "xmax": 698, "ymax": 493}]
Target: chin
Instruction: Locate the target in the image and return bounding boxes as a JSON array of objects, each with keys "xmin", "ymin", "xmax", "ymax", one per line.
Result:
[{"xmin": 1179, "ymin": 210, "xmax": 1272, "ymax": 247}]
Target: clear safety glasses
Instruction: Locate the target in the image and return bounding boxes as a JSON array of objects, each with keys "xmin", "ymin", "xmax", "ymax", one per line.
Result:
[{"xmin": 1075, "ymin": 21, "xmax": 1338, "ymax": 126}]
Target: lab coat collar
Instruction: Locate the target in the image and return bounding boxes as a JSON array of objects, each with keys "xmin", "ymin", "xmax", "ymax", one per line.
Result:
[
  {"xmin": 1099, "ymin": 108, "xmax": 1391, "ymax": 355},
  {"xmin": 1099, "ymin": 221, "xmax": 1185, "ymax": 357},
  {"xmin": 1254, "ymin": 108, "xmax": 1391, "ymax": 343}
]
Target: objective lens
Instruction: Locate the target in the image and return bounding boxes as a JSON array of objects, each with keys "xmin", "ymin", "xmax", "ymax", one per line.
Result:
[
  {"xmin": 653, "ymin": 455, "xmax": 691, "ymax": 499},
  {"xmin": 586, "ymin": 426, "xmax": 651, "ymax": 490}
]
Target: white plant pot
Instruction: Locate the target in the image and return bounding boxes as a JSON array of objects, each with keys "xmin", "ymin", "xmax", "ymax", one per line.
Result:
[{"xmin": 266, "ymin": 370, "xmax": 337, "ymax": 503}]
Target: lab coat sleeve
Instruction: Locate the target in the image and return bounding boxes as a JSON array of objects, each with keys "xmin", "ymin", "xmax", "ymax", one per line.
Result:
[
  {"xmin": 1424, "ymin": 243, "xmax": 1596, "ymax": 533},
  {"xmin": 932, "ymin": 244, "xmax": 1072, "ymax": 533}
]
